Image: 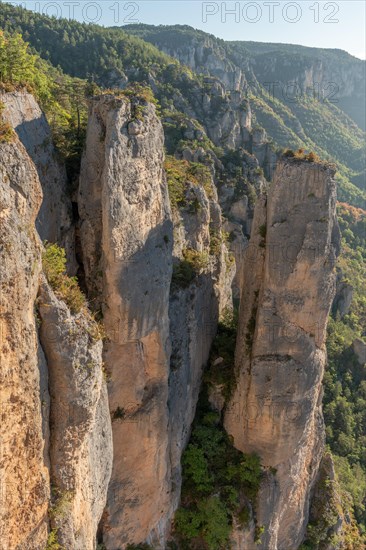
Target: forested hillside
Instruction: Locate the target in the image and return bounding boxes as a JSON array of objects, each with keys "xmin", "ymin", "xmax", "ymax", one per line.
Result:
[{"xmin": 125, "ymin": 23, "xmax": 365, "ymax": 204}]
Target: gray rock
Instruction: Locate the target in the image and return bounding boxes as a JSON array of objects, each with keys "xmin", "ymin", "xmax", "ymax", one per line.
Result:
[
  {"xmin": 225, "ymin": 159, "xmax": 340, "ymax": 549},
  {"xmin": 1, "ymin": 91, "xmax": 76, "ymax": 271},
  {"xmin": 353, "ymin": 338, "xmax": 366, "ymax": 365},
  {"xmin": 0, "ymin": 134, "xmax": 50, "ymax": 548},
  {"xmin": 79, "ymin": 94, "xmax": 174, "ymax": 547},
  {"xmin": 38, "ymin": 279, "xmax": 112, "ymax": 550}
]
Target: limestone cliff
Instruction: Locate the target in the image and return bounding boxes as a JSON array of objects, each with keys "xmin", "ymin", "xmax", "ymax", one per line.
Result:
[
  {"xmin": 78, "ymin": 93, "xmax": 234, "ymax": 547},
  {"xmin": 1, "ymin": 94, "xmax": 112, "ymax": 550},
  {"xmin": 0, "ymin": 85, "xmax": 346, "ymax": 550},
  {"xmin": 225, "ymin": 158, "xmax": 340, "ymax": 549},
  {"xmin": 168, "ymin": 155, "xmax": 234, "ymax": 519},
  {"xmin": 38, "ymin": 279, "xmax": 112, "ymax": 549},
  {"xmin": 79, "ymin": 94, "xmax": 174, "ymax": 547},
  {"xmin": 0, "ymin": 133, "xmax": 49, "ymax": 549},
  {"xmin": 1, "ymin": 91, "xmax": 76, "ymax": 269}
]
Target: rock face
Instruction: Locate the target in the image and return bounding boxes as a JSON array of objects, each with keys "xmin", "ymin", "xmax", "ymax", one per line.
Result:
[
  {"xmin": 332, "ymin": 271, "xmax": 353, "ymax": 318},
  {"xmin": 168, "ymin": 161, "xmax": 234, "ymax": 518},
  {"xmin": 246, "ymin": 48, "xmax": 366, "ymax": 130},
  {"xmin": 225, "ymin": 159, "xmax": 340, "ymax": 549},
  {"xmin": 1, "ymin": 91, "xmax": 75, "ymax": 269},
  {"xmin": 38, "ymin": 279, "xmax": 112, "ymax": 550},
  {"xmin": 78, "ymin": 94, "xmax": 173, "ymax": 547},
  {"xmin": 0, "ymin": 135, "xmax": 50, "ymax": 549},
  {"xmin": 0, "ymin": 86, "xmax": 345, "ymax": 549}
]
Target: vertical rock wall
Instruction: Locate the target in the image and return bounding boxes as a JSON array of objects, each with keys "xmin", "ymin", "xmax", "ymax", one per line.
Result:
[
  {"xmin": 1, "ymin": 91, "xmax": 76, "ymax": 270},
  {"xmin": 38, "ymin": 280, "xmax": 112, "ymax": 550},
  {"xmin": 78, "ymin": 95, "xmax": 174, "ymax": 547},
  {"xmin": 0, "ymin": 136, "xmax": 50, "ymax": 549},
  {"xmin": 225, "ymin": 159, "xmax": 340, "ymax": 549}
]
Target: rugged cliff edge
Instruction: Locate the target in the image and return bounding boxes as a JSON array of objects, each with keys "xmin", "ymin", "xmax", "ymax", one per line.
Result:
[
  {"xmin": 0, "ymin": 87, "xmax": 346, "ymax": 549},
  {"xmin": 1, "ymin": 95, "xmax": 112, "ymax": 549},
  {"xmin": 79, "ymin": 94, "xmax": 174, "ymax": 546},
  {"xmin": 225, "ymin": 159, "xmax": 341, "ymax": 549},
  {"xmin": 1, "ymin": 92, "xmax": 75, "ymax": 269},
  {"xmin": 38, "ymin": 279, "xmax": 112, "ymax": 549},
  {"xmin": 0, "ymin": 131, "xmax": 50, "ymax": 550}
]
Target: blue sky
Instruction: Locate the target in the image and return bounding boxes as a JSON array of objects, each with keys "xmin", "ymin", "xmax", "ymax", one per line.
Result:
[{"xmin": 8, "ymin": 1, "xmax": 366, "ymax": 59}]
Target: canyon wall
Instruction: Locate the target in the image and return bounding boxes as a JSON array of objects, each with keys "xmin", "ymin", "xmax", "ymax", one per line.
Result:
[
  {"xmin": 225, "ymin": 159, "xmax": 340, "ymax": 549},
  {"xmin": 78, "ymin": 93, "xmax": 234, "ymax": 547},
  {"xmin": 1, "ymin": 94, "xmax": 111, "ymax": 550},
  {"xmin": 0, "ymin": 132, "xmax": 49, "ymax": 549},
  {"xmin": 38, "ymin": 279, "xmax": 112, "ymax": 549},
  {"xmin": 78, "ymin": 94, "xmax": 174, "ymax": 547},
  {"xmin": 0, "ymin": 89, "xmax": 344, "ymax": 550},
  {"xmin": 1, "ymin": 92, "xmax": 75, "ymax": 269}
]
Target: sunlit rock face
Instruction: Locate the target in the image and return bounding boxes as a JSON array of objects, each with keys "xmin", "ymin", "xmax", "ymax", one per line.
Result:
[
  {"xmin": 225, "ymin": 159, "xmax": 340, "ymax": 549},
  {"xmin": 78, "ymin": 95, "xmax": 173, "ymax": 547},
  {"xmin": 0, "ymin": 133, "xmax": 50, "ymax": 549}
]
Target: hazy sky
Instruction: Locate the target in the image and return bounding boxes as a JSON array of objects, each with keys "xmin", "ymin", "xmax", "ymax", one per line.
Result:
[{"xmin": 9, "ymin": 1, "xmax": 366, "ymax": 59}]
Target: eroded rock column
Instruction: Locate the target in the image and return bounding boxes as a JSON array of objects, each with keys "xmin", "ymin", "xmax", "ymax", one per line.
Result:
[
  {"xmin": 78, "ymin": 95, "xmax": 173, "ymax": 547},
  {"xmin": 38, "ymin": 279, "xmax": 112, "ymax": 550},
  {"xmin": 0, "ymin": 136, "xmax": 50, "ymax": 549},
  {"xmin": 225, "ymin": 159, "xmax": 340, "ymax": 549}
]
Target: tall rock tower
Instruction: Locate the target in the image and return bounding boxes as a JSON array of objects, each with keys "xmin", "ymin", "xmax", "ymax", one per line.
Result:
[{"xmin": 225, "ymin": 158, "xmax": 340, "ymax": 549}]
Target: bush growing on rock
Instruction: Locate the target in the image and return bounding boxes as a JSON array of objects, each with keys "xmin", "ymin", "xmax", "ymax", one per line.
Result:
[{"xmin": 42, "ymin": 242, "xmax": 86, "ymax": 314}]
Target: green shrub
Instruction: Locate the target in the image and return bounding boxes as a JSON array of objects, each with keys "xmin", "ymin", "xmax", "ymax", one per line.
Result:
[
  {"xmin": 258, "ymin": 224, "xmax": 267, "ymax": 239},
  {"xmin": 282, "ymin": 148, "xmax": 323, "ymax": 164},
  {"xmin": 182, "ymin": 445, "xmax": 213, "ymax": 494},
  {"xmin": 112, "ymin": 406, "xmax": 125, "ymax": 421},
  {"xmin": 255, "ymin": 525, "xmax": 265, "ymax": 545},
  {"xmin": 0, "ymin": 101, "xmax": 15, "ymax": 143},
  {"xmin": 209, "ymin": 228, "xmax": 229, "ymax": 258},
  {"xmin": 175, "ymin": 389, "xmax": 263, "ymax": 549},
  {"xmin": 175, "ymin": 497, "xmax": 231, "ymax": 550},
  {"xmin": 172, "ymin": 259, "xmax": 195, "ymax": 288},
  {"xmin": 172, "ymin": 249, "xmax": 209, "ymax": 288},
  {"xmin": 206, "ymin": 307, "xmax": 238, "ymax": 401},
  {"xmin": 49, "ymin": 490, "xmax": 73, "ymax": 521},
  {"xmin": 46, "ymin": 529, "xmax": 63, "ymax": 550},
  {"xmin": 165, "ymin": 156, "xmax": 212, "ymax": 210},
  {"xmin": 42, "ymin": 242, "xmax": 86, "ymax": 314},
  {"xmin": 0, "ymin": 119, "xmax": 15, "ymax": 143}
]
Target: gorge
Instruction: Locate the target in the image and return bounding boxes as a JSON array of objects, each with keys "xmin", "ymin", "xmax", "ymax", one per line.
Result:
[{"xmin": 0, "ymin": 4, "xmax": 365, "ymax": 550}]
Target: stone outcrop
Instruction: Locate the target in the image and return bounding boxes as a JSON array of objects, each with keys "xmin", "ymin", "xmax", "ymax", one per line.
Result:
[
  {"xmin": 168, "ymin": 160, "xmax": 234, "ymax": 518},
  {"xmin": 332, "ymin": 270, "xmax": 353, "ymax": 318},
  {"xmin": 38, "ymin": 279, "xmax": 112, "ymax": 549},
  {"xmin": 1, "ymin": 91, "xmax": 75, "ymax": 270},
  {"xmin": 0, "ymin": 83, "xmax": 347, "ymax": 550},
  {"xmin": 225, "ymin": 159, "xmax": 340, "ymax": 549},
  {"xmin": 353, "ymin": 338, "xmax": 366, "ymax": 365},
  {"xmin": 0, "ymin": 134, "xmax": 50, "ymax": 549},
  {"xmin": 245, "ymin": 48, "xmax": 366, "ymax": 130},
  {"xmin": 78, "ymin": 94, "xmax": 173, "ymax": 547}
]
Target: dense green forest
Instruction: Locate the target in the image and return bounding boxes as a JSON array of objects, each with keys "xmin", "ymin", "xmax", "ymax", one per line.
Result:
[
  {"xmin": 0, "ymin": 4, "xmax": 365, "ymax": 205},
  {"xmin": 0, "ymin": 4, "xmax": 365, "ymax": 547},
  {"xmin": 125, "ymin": 23, "xmax": 365, "ymax": 203}
]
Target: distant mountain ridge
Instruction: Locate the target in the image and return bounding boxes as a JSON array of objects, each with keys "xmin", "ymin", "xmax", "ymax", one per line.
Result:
[{"xmin": 0, "ymin": 4, "xmax": 364, "ymax": 205}]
